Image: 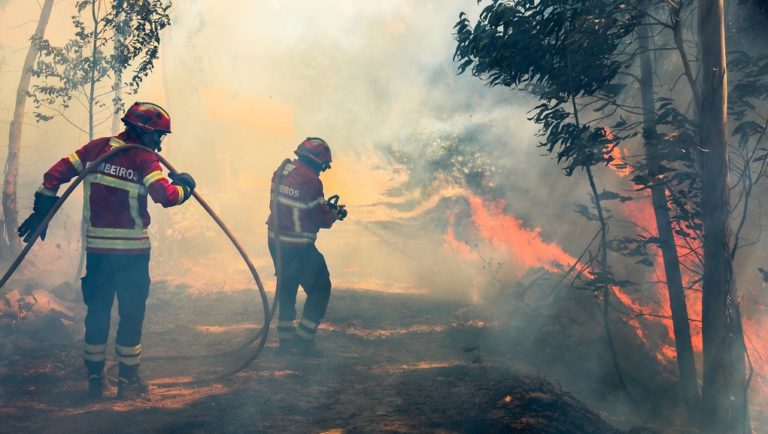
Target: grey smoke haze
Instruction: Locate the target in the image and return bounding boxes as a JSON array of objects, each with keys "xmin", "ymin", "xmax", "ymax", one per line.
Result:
[
  {"xmin": 0, "ymin": 0, "xmax": 767, "ymax": 427},
  {"xmin": 0, "ymin": 0, "xmax": 596, "ymax": 295},
  {"xmin": 0, "ymin": 0, "xmax": 764, "ymax": 304}
]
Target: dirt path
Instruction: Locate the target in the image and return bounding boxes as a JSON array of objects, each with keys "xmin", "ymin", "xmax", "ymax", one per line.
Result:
[{"xmin": 0, "ymin": 284, "xmax": 627, "ymax": 433}]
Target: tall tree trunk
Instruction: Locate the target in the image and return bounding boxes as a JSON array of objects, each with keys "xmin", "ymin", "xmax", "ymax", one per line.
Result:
[
  {"xmin": 76, "ymin": 0, "xmax": 101, "ymax": 281},
  {"xmin": 88, "ymin": 0, "xmax": 99, "ymax": 141},
  {"xmin": 2, "ymin": 0, "xmax": 55, "ymax": 257},
  {"xmin": 698, "ymin": 1, "xmax": 749, "ymax": 432},
  {"xmin": 111, "ymin": 0, "xmax": 127, "ymax": 135},
  {"xmin": 637, "ymin": 19, "xmax": 700, "ymax": 416},
  {"xmin": 111, "ymin": 76, "xmax": 123, "ymax": 135}
]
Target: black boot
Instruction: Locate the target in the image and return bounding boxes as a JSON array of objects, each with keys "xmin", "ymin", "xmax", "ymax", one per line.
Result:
[
  {"xmin": 87, "ymin": 372, "xmax": 106, "ymax": 399},
  {"xmin": 85, "ymin": 361, "xmax": 106, "ymax": 399},
  {"xmin": 117, "ymin": 364, "xmax": 149, "ymax": 400}
]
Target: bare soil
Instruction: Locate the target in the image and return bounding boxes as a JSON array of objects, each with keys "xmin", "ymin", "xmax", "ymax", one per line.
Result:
[{"xmin": 0, "ymin": 281, "xmax": 639, "ymax": 433}]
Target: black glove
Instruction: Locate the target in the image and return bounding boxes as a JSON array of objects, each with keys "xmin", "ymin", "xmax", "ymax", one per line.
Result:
[
  {"xmin": 326, "ymin": 194, "xmax": 348, "ymax": 221},
  {"xmin": 169, "ymin": 172, "xmax": 196, "ymax": 201},
  {"xmin": 336, "ymin": 205, "xmax": 348, "ymax": 221},
  {"xmin": 18, "ymin": 192, "xmax": 59, "ymax": 243}
]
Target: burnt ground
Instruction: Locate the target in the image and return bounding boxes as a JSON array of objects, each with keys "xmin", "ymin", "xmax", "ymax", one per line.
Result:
[{"xmin": 0, "ymin": 281, "xmax": 658, "ymax": 434}]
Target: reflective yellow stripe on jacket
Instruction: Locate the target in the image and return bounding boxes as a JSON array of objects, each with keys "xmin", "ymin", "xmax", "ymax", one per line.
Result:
[
  {"xmin": 87, "ymin": 238, "xmax": 151, "ymax": 250},
  {"xmin": 83, "ymin": 166, "xmax": 148, "ymax": 251},
  {"xmin": 142, "ymin": 170, "xmax": 164, "ymax": 187},
  {"xmin": 67, "ymin": 151, "xmax": 84, "ymax": 173}
]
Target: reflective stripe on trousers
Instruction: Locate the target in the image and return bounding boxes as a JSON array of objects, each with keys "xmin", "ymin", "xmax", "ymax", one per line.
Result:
[{"xmin": 81, "ymin": 253, "xmax": 151, "ymax": 367}]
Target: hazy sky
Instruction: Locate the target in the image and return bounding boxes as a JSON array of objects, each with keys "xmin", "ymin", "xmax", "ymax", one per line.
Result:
[
  {"xmin": 0, "ymin": 1, "xmax": 685, "ymax": 299},
  {"xmin": 0, "ymin": 0, "xmax": 580, "ymax": 295}
]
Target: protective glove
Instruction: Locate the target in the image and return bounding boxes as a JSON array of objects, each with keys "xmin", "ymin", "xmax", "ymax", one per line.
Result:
[
  {"xmin": 169, "ymin": 172, "xmax": 196, "ymax": 201},
  {"xmin": 17, "ymin": 192, "xmax": 59, "ymax": 243},
  {"xmin": 326, "ymin": 194, "xmax": 348, "ymax": 221},
  {"xmin": 335, "ymin": 205, "xmax": 348, "ymax": 221}
]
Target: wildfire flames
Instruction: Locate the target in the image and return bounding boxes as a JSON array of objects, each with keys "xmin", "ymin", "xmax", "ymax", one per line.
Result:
[{"xmin": 432, "ymin": 141, "xmax": 767, "ymax": 414}]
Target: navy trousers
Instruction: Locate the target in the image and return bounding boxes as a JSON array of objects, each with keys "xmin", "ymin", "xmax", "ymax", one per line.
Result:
[
  {"xmin": 268, "ymin": 240, "xmax": 331, "ymax": 341},
  {"xmin": 81, "ymin": 252, "xmax": 150, "ymax": 376}
]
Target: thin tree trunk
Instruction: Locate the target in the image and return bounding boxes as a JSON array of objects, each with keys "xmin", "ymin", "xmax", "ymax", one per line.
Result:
[
  {"xmin": 76, "ymin": 0, "xmax": 101, "ymax": 281},
  {"xmin": 585, "ymin": 164, "xmax": 632, "ymax": 399},
  {"xmin": 698, "ymin": 1, "xmax": 749, "ymax": 432},
  {"xmin": 671, "ymin": 2, "xmax": 701, "ymax": 110},
  {"xmin": 111, "ymin": 77, "xmax": 123, "ymax": 135},
  {"xmin": 111, "ymin": 0, "xmax": 127, "ymax": 135},
  {"xmin": 571, "ymin": 88, "xmax": 631, "ymax": 399},
  {"xmin": 2, "ymin": 0, "xmax": 55, "ymax": 256},
  {"xmin": 638, "ymin": 19, "xmax": 700, "ymax": 416},
  {"xmin": 88, "ymin": 0, "xmax": 99, "ymax": 141}
]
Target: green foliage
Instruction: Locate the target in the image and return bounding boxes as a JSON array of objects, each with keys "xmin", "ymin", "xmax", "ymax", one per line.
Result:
[
  {"xmin": 454, "ymin": 0, "xmax": 640, "ymax": 101},
  {"xmin": 630, "ymin": 95, "xmax": 703, "ymax": 245},
  {"xmin": 31, "ymin": 0, "xmax": 171, "ymax": 126},
  {"xmin": 608, "ymin": 235, "xmax": 655, "ymax": 267},
  {"xmin": 729, "ymin": 51, "xmax": 768, "ymax": 160},
  {"xmin": 454, "ymin": 0, "xmax": 641, "ymax": 175}
]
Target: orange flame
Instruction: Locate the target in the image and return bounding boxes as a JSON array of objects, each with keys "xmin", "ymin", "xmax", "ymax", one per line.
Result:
[
  {"xmin": 465, "ymin": 195, "xmax": 576, "ymax": 274},
  {"xmin": 603, "ymin": 138, "xmax": 767, "ymax": 419},
  {"xmin": 442, "ymin": 226, "xmax": 477, "ymax": 261}
]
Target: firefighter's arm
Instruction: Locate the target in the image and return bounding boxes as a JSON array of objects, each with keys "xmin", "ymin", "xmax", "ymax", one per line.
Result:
[
  {"xmin": 39, "ymin": 141, "xmax": 96, "ymax": 195},
  {"xmin": 141, "ymin": 158, "xmax": 191, "ymax": 207},
  {"xmin": 307, "ymin": 178, "xmax": 337, "ymax": 229},
  {"xmin": 22, "ymin": 140, "xmax": 101, "ymax": 243}
]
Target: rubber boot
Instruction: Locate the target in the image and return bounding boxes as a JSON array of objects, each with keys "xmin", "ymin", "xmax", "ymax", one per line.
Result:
[
  {"xmin": 117, "ymin": 364, "xmax": 149, "ymax": 400},
  {"xmin": 87, "ymin": 372, "xmax": 106, "ymax": 399},
  {"xmin": 85, "ymin": 361, "xmax": 106, "ymax": 399}
]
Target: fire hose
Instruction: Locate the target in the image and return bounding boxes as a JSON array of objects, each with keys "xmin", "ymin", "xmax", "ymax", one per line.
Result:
[{"xmin": 0, "ymin": 145, "xmax": 291, "ymax": 385}]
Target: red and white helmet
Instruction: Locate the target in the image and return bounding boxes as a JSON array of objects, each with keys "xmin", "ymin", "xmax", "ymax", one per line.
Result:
[
  {"xmin": 121, "ymin": 102, "xmax": 172, "ymax": 134},
  {"xmin": 295, "ymin": 137, "xmax": 332, "ymax": 170}
]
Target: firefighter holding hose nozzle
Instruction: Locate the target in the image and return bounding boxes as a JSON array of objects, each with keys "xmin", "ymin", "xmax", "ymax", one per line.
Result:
[
  {"xmin": 17, "ymin": 102, "xmax": 196, "ymax": 400},
  {"xmin": 266, "ymin": 137, "xmax": 346, "ymax": 357}
]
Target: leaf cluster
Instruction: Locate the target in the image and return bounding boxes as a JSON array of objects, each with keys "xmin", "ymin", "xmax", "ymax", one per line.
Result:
[
  {"xmin": 454, "ymin": 0, "xmax": 642, "ymax": 174},
  {"xmin": 608, "ymin": 235, "xmax": 656, "ymax": 268},
  {"xmin": 31, "ymin": 0, "xmax": 171, "ymax": 122},
  {"xmin": 729, "ymin": 51, "xmax": 768, "ymax": 159},
  {"xmin": 454, "ymin": 0, "xmax": 641, "ymax": 102}
]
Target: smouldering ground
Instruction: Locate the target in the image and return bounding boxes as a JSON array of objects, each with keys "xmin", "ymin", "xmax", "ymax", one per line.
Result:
[{"xmin": 0, "ymin": 282, "xmax": 628, "ymax": 434}]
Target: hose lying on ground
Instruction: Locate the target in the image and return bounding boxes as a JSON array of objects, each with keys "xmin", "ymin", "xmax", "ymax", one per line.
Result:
[{"xmin": 0, "ymin": 144, "xmax": 280, "ymax": 385}]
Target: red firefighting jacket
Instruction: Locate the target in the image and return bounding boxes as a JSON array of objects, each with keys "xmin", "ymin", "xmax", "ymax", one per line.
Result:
[
  {"xmin": 39, "ymin": 132, "xmax": 187, "ymax": 254},
  {"xmin": 266, "ymin": 158, "xmax": 337, "ymax": 245}
]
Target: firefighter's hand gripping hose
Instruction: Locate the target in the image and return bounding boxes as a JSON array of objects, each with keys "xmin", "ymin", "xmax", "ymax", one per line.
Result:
[{"xmin": 0, "ymin": 144, "xmax": 284, "ymax": 386}]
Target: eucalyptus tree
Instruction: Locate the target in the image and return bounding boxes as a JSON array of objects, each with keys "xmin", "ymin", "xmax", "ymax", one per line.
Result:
[
  {"xmin": 455, "ymin": 1, "xmax": 762, "ymax": 431},
  {"xmin": 2, "ymin": 0, "xmax": 55, "ymax": 255},
  {"xmin": 31, "ymin": 0, "xmax": 171, "ymax": 140},
  {"xmin": 454, "ymin": 0, "xmax": 642, "ymax": 400},
  {"xmin": 697, "ymin": 1, "xmax": 748, "ymax": 432}
]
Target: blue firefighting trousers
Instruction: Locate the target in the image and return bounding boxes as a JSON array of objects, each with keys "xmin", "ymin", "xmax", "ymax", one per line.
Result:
[
  {"xmin": 81, "ymin": 252, "xmax": 150, "ymax": 377},
  {"xmin": 268, "ymin": 240, "xmax": 331, "ymax": 343}
]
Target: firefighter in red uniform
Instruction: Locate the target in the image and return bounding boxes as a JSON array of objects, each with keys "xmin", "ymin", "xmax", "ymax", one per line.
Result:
[
  {"xmin": 17, "ymin": 102, "xmax": 196, "ymax": 399},
  {"xmin": 267, "ymin": 137, "xmax": 346, "ymax": 356}
]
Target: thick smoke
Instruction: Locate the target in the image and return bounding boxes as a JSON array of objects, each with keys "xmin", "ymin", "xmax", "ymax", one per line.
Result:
[{"xmin": 2, "ymin": 1, "xmax": 767, "ymax": 428}]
